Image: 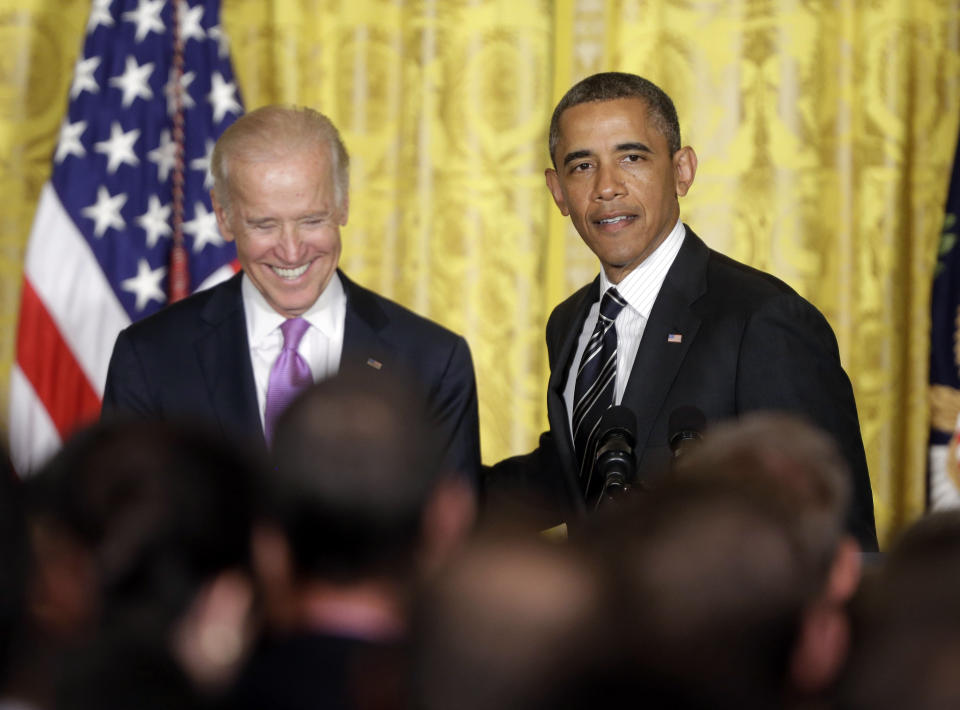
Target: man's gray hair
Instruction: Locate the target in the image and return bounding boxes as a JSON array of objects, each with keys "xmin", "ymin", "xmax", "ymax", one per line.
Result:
[{"xmin": 211, "ymin": 104, "xmax": 350, "ymax": 212}]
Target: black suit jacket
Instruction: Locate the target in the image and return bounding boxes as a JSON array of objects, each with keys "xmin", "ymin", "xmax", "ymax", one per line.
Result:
[
  {"xmin": 228, "ymin": 632, "xmax": 407, "ymax": 710},
  {"xmin": 101, "ymin": 270, "xmax": 481, "ymax": 480},
  {"xmin": 488, "ymin": 227, "xmax": 877, "ymax": 550}
]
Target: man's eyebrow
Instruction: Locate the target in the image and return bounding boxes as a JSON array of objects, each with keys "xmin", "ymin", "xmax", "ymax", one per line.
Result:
[
  {"xmin": 562, "ymin": 149, "xmax": 592, "ymax": 166},
  {"xmin": 616, "ymin": 142, "xmax": 653, "ymax": 154}
]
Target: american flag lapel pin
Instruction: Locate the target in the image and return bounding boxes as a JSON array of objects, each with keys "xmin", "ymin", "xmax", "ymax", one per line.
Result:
[
  {"xmin": 667, "ymin": 333, "xmax": 683, "ymax": 344},
  {"xmin": 366, "ymin": 357, "xmax": 383, "ymax": 370}
]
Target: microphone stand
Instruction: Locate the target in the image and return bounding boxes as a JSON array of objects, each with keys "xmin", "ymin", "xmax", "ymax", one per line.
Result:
[{"xmin": 595, "ymin": 439, "xmax": 635, "ymax": 510}]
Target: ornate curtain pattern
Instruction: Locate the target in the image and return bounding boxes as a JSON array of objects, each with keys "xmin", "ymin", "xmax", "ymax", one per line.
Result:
[{"xmin": 1, "ymin": 0, "xmax": 957, "ymax": 545}]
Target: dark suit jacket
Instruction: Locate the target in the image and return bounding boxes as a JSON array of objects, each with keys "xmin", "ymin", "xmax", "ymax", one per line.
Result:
[
  {"xmin": 488, "ymin": 226, "xmax": 878, "ymax": 550},
  {"xmin": 101, "ymin": 270, "xmax": 481, "ymax": 481},
  {"xmin": 228, "ymin": 631, "xmax": 408, "ymax": 710}
]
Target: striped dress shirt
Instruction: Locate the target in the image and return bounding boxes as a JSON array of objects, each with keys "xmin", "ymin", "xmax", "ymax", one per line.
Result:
[{"xmin": 563, "ymin": 219, "xmax": 687, "ymax": 437}]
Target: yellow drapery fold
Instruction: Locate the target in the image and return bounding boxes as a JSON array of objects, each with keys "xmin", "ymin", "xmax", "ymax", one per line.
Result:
[{"xmin": 1, "ymin": 0, "xmax": 957, "ymax": 546}]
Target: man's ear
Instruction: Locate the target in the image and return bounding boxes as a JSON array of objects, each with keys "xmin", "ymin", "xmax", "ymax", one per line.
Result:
[
  {"xmin": 789, "ymin": 599, "xmax": 850, "ymax": 694},
  {"xmin": 251, "ymin": 524, "xmax": 297, "ymax": 631},
  {"xmin": 544, "ymin": 168, "xmax": 570, "ymax": 216},
  {"xmin": 420, "ymin": 476, "xmax": 476, "ymax": 577},
  {"xmin": 825, "ymin": 535, "xmax": 862, "ymax": 605},
  {"xmin": 674, "ymin": 146, "xmax": 698, "ymax": 197},
  {"xmin": 788, "ymin": 535, "xmax": 862, "ymax": 694},
  {"xmin": 338, "ymin": 193, "xmax": 349, "ymax": 226},
  {"xmin": 210, "ymin": 189, "xmax": 235, "ymax": 243},
  {"xmin": 173, "ymin": 569, "xmax": 255, "ymax": 692}
]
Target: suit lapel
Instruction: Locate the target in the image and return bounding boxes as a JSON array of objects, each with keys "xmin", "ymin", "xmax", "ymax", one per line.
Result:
[
  {"xmin": 339, "ymin": 271, "xmax": 390, "ymax": 378},
  {"xmin": 547, "ymin": 278, "xmax": 600, "ymax": 463},
  {"xmin": 194, "ymin": 273, "xmax": 264, "ymax": 443},
  {"xmin": 621, "ymin": 226, "xmax": 709, "ymax": 455},
  {"xmin": 546, "ymin": 279, "xmax": 599, "ymax": 518}
]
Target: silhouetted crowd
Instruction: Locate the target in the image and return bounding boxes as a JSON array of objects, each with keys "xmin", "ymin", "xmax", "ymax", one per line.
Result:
[{"xmin": 0, "ymin": 371, "xmax": 954, "ymax": 710}]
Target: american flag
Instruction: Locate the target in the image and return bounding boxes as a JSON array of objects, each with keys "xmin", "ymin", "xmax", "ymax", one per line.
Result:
[
  {"xmin": 8, "ymin": 0, "xmax": 243, "ymax": 475},
  {"xmin": 929, "ymin": 122, "xmax": 960, "ymax": 510}
]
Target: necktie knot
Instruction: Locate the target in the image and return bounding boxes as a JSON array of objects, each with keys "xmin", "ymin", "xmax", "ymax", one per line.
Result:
[
  {"xmin": 280, "ymin": 317, "xmax": 310, "ymax": 351},
  {"xmin": 599, "ymin": 287, "xmax": 627, "ymax": 322}
]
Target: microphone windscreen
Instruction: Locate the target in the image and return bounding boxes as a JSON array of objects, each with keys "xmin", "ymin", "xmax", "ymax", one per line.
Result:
[
  {"xmin": 668, "ymin": 405, "xmax": 706, "ymax": 443},
  {"xmin": 598, "ymin": 405, "xmax": 637, "ymax": 447}
]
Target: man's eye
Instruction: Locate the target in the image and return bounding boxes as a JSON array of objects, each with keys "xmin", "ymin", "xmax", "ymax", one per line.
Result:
[
  {"xmin": 572, "ymin": 162, "xmax": 592, "ymax": 172},
  {"xmin": 624, "ymin": 154, "xmax": 642, "ymax": 162}
]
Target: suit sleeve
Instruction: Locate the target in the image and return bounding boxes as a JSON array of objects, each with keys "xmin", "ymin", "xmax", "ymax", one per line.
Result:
[
  {"xmin": 482, "ymin": 433, "xmax": 570, "ymax": 530},
  {"xmin": 736, "ymin": 292, "xmax": 878, "ymax": 551},
  {"xmin": 426, "ymin": 335, "xmax": 482, "ymax": 485},
  {"xmin": 101, "ymin": 328, "xmax": 157, "ymax": 420}
]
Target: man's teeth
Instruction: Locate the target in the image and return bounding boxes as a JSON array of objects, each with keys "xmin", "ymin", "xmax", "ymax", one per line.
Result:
[
  {"xmin": 599, "ymin": 216, "xmax": 631, "ymax": 224},
  {"xmin": 272, "ymin": 263, "xmax": 310, "ymax": 279}
]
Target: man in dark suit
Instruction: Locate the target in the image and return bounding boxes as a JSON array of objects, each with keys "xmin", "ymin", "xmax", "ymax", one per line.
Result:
[
  {"xmin": 486, "ymin": 72, "xmax": 877, "ymax": 550},
  {"xmin": 102, "ymin": 105, "xmax": 481, "ymax": 481}
]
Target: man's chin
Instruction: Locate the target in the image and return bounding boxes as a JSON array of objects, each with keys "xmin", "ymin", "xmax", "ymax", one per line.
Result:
[{"xmin": 263, "ymin": 289, "xmax": 320, "ymax": 318}]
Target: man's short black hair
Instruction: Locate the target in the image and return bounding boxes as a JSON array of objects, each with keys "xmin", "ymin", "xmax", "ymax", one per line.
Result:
[
  {"xmin": 268, "ymin": 368, "xmax": 446, "ymax": 583},
  {"xmin": 26, "ymin": 419, "xmax": 260, "ymax": 623},
  {"xmin": 548, "ymin": 72, "xmax": 681, "ymax": 166}
]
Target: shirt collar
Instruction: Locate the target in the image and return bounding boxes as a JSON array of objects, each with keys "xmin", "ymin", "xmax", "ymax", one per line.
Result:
[
  {"xmin": 242, "ymin": 271, "xmax": 346, "ymax": 345},
  {"xmin": 599, "ymin": 218, "xmax": 686, "ymax": 320}
]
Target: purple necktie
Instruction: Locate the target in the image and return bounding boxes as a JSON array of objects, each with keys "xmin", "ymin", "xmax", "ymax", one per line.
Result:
[{"xmin": 264, "ymin": 317, "xmax": 312, "ymax": 446}]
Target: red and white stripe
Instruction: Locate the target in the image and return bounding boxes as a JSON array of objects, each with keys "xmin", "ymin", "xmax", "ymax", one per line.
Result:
[
  {"xmin": 9, "ymin": 183, "xmax": 128, "ymax": 475},
  {"xmin": 8, "ymin": 183, "xmax": 238, "ymax": 476}
]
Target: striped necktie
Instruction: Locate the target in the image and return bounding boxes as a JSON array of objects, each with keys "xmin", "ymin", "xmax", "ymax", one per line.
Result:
[{"xmin": 572, "ymin": 287, "xmax": 627, "ymax": 502}]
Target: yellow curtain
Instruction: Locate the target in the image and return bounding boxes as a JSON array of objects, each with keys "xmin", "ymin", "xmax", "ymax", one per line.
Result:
[{"xmin": 1, "ymin": 0, "xmax": 957, "ymax": 546}]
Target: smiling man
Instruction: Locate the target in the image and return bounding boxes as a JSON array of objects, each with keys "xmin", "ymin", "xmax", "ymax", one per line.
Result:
[
  {"xmin": 487, "ymin": 72, "xmax": 877, "ymax": 551},
  {"xmin": 101, "ymin": 105, "xmax": 481, "ymax": 481}
]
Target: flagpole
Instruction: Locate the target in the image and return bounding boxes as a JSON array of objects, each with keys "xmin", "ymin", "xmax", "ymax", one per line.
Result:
[{"xmin": 170, "ymin": 0, "xmax": 189, "ymax": 302}]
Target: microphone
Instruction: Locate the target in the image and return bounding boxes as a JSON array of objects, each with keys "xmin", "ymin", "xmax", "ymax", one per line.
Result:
[
  {"xmin": 595, "ymin": 405, "xmax": 638, "ymax": 507},
  {"xmin": 668, "ymin": 406, "xmax": 705, "ymax": 458}
]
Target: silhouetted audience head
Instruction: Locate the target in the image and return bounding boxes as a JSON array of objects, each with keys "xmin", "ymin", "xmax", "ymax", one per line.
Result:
[
  {"xmin": 879, "ymin": 507, "xmax": 960, "ymax": 603},
  {"xmin": 839, "ymin": 510, "xmax": 960, "ymax": 710},
  {"xmin": 675, "ymin": 412, "xmax": 852, "ymax": 579},
  {"xmin": 412, "ymin": 530, "xmax": 628, "ymax": 710},
  {"xmin": 0, "ymin": 448, "xmax": 28, "ymax": 695},
  {"xmin": 27, "ymin": 419, "xmax": 258, "ymax": 624},
  {"xmin": 230, "ymin": 370, "xmax": 474, "ymax": 710},
  {"xmin": 265, "ymin": 368, "xmax": 472, "ymax": 586},
  {"xmin": 590, "ymin": 476, "xmax": 811, "ymax": 709},
  {"xmin": 671, "ymin": 413, "xmax": 862, "ymax": 699},
  {"xmin": 23, "ymin": 418, "xmax": 262, "ymax": 708}
]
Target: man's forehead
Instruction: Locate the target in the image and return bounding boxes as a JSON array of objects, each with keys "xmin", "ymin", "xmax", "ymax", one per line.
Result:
[{"xmin": 557, "ymin": 99, "xmax": 665, "ymax": 151}]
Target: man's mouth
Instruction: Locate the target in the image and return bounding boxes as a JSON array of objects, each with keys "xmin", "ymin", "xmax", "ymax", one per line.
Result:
[
  {"xmin": 271, "ymin": 261, "xmax": 311, "ymax": 280},
  {"xmin": 595, "ymin": 214, "xmax": 636, "ymax": 226}
]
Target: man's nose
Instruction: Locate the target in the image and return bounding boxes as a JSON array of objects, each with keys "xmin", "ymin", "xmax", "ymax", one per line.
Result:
[
  {"xmin": 277, "ymin": 224, "xmax": 304, "ymax": 262},
  {"xmin": 594, "ymin": 163, "xmax": 625, "ymax": 200}
]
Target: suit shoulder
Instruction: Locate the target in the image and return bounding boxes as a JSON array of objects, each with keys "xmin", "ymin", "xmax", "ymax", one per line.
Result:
[
  {"xmin": 346, "ymin": 278, "xmax": 466, "ymax": 346},
  {"xmin": 118, "ymin": 276, "xmax": 238, "ymax": 344},
  {"xmin": 702, "ymin": 249, "xmax": 821, "ymax": 314},
  {"xmin": 707, "ymin": 250, "xmax": 798, "ymax": 296},
  {"xmin": 547, "ymin": 281, "xmax": 594, "ymax": 331}
]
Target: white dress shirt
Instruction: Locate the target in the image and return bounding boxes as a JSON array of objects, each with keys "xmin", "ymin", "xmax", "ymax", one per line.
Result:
[
  {"xmin": 242, "ymin": 272, "xmax": 346, "ymax": 427},
  {"xmin": 563, "ymin": 219, "xmax": 687, "ymax": 435}
]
